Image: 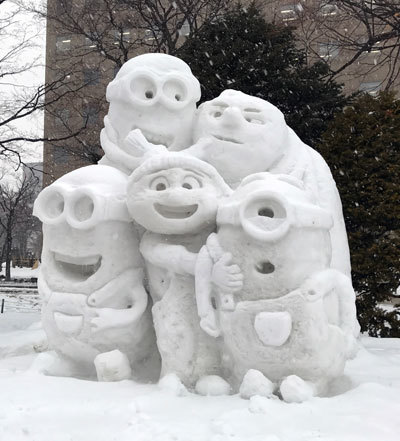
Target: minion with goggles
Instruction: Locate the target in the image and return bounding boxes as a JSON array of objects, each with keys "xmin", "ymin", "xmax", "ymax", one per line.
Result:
[
  {"xmin": 99, "ymin": 53, "xmax": 201, "ymax": 175},
  {"xmin": 195, "ymin": 173, "xmax": 359, "ymax": 398},
  {"xmin": 33, "ymin": 165, "xmax": 159, "ymax": 380}
]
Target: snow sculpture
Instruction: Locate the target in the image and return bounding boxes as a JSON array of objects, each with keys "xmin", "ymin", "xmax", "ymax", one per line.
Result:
[
  {"xmin": 34, "ymin": 54, "xmax": 358, "ymax": 399},
  {"xmin": 187, "ymin": 89, "xmax": 351, "ymax": 277},
  {"xmin": 99, "ymin": 53, "xmax": 201, "ymax": 175},
  {"xmin": 33, "ymin": 165, "xmax": 159, "ymax": 380},
  {"xmin": 195, "ymin": 173, "xmax": 359, "ymax": 397},
  {"xmin": 126, "ymin": 153, "xmax": 234, "ymax": 387}
]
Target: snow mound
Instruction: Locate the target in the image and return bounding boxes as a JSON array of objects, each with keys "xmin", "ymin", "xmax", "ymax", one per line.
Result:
[
  {"xmin": 240, "ymin": 369, "xmax": 274, "ymax": 399},
  {"xmin": 94, "ymin": 350, "xmax": 132, "ymax": 382},
  {"xmin": 280, "ymin": 375, "xmax": 315, "ymax": 403},
  {"xmin": 195, "ymin": 375, "xmax": 231, "ymax": 396},
  {"xmin": 158, "ymin": 373, "xmax": 188, "ymax": 396}
]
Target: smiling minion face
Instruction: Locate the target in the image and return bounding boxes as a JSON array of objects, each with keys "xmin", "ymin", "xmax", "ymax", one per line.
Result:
[
  {"xmin": 34, "ymin": 165, "xmax": 141, "ymax": 294},
  {"xmin": 127, "ymin": 154, "xmax": 231, "ymax": 235}
]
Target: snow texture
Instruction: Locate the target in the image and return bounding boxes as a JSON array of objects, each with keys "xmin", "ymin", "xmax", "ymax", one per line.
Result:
[
  {"xmin": 0, "ymin": 317, "xmax": 399, "ymax": 441},
  {"xmin": 33, "ymin": 54, "xmax": 359, "ymax": 398},
  {"xmin": 195, "ymin": 375, "xmax": 231, "ymax": 396}
]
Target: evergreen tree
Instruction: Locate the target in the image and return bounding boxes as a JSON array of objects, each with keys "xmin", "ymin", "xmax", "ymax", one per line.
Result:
[
  {"xmin": 177, "ymin": 2, "xmax": 347, "ymax": 147},
  {"xmin": 318, "ymin": 92, "xmax": 400, "ymax": 337}
]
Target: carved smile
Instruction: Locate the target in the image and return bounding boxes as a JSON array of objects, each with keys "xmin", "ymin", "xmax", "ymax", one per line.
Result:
[
  {"xmin": 212, "ymin": 134, "xmax": 243, "ymax": 144},
  {"xmin": 53, "ymin": 252, "xmax": 102, "ymax": 281},
  {"xmin": 154, "ymin": 203, "xmax": 198, "ymax": 219},
  {"xmin": 133, "ymin": 126, "xmax": 173, "ymax": 147}
]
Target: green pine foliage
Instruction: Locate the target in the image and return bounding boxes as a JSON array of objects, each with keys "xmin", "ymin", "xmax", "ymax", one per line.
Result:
[
  {"xmin": 318, "ymin": 92, "xmax": 400, "ymax": 337},
  {"xmin": 177, "ymin": 2, "xmax": 347, "ymax": 147}
]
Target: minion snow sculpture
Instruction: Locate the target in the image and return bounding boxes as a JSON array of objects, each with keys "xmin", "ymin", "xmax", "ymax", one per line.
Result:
[
  {"xmin": 33, "ymin": 165, "xmax": 159, "ymax": 380},
  {"xmin": 127, "ymin": 153, "xmax": 235, "ymax": 387},
  {"xmin": 100, "ymin": 53, "xmax": 201, "ymax": 175},
  {"xmin": 195, "ymin": 173, "xmax": 359, "ymax": 400},
  {"xmin": 188, "ymin": 89, "xmax": 351, "ymax": 277}
]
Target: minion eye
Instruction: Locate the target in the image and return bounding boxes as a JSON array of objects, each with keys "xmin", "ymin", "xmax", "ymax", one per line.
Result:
[
  {"xmin": 130, "ymin": 74, "xmax": 157, "ymax": 102},
  {"xmin": 73, "ymin": 195, "xmax": 95, "ymax": 222},
  {"xmin": 182, "ymin": 176, "xmax": 201, "ymax": 190},
  {"xmin": 240, "ymin": 195, "xmax": 288, "ymax": 241},
  {"xmin": 150, "ymin": 176, "xmax": 169, "ymax": 191},
  {"xmin": 46, "ymin": 191, "xmax": 65, "ymax": 219},
  {"xmin": 162, "ymin": 79, "xmax": 187, "ymax": 104}
]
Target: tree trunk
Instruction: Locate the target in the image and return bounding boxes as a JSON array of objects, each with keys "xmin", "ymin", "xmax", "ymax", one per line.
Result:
[{"xmin": 5, "ymin": 224, "xmax": 12, "ymax": 281}]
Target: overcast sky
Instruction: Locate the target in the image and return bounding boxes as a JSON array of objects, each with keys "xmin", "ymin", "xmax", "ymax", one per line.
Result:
[{"xmin": 1, "ymin": 0, "xmax": 46, "ymax": 169}]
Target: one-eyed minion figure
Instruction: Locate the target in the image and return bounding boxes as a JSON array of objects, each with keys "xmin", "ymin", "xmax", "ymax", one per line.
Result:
[
  {"xmin": 33, "ymin": 165, "xmax": 159, "ymax": 380},
  {"xmin": 195, "ymin": 173, "xmax": 359, "ymax": 400}
]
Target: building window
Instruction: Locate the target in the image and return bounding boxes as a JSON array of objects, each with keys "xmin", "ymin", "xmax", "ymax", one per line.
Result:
[
  {"xmin": 113, "ymin": 29, "xmax": 131, "ymax": 45},
  {"xmin": 56, "ymin": 35, "xmax": 72, "ymax": 52},
  {"xmin": 280, "ymin": 4, "xmax": 303, "ymax": 22},
  {"xmin": 319, "ymin": 2, "xmax": 338, "ymax": 16},
  {"xmin": 359, "ymin": 36, "xmax": 382, "ymax": 54},
  {"xmin": 359, "ymin": 81, "xmax": 381, "ymax": 96},
  {"xmin": 318, "ymin": 42, "xmax": 340, "ymax": 59},
  {"xmin": 83, "ymin": 105, "xmax": 98, "ymax": 126},
  {"xmin": 85, "ymin": 33, "xmax": 99, "ymax": 48},
  {"xmin": 83, "ymin": 68, "xmax": 100, "ymax": 85},
  {"xmin": 145, "ymin": 26, "xmax": 162, "ymax": 41},
  {"xmin": 178, "ymin": 20, "xmax": 190, "ymax": 37},
  {"xmin": 54, "ymin": 109, "xmax": 70, "ymax": 127}
]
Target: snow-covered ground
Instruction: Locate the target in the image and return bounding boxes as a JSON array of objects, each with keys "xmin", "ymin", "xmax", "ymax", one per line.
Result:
[
  {"xmin": 0, "ymin": 265, "xmax": 39, "ymax": 280},
  {"xmin": 0, "ymin": 309, "xmax": 400, "ymax": 441}
]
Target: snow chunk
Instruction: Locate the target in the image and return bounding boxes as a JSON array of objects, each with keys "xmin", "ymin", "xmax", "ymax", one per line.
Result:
[
  {"xmin": 280, "ymin": 375, "xmax": 315, "ymax": 403},
  {"xmin": 240, "ymin": 369, "xmax": 274, "ymax": 399},
  {"xmin": 94, "ymin": 350, "xmax": 132, "ymax": 382},
  {"xmin": 195, "ymin": 375, "xmax": 231, "ymax": 396},
  {"xmin": 158, "ymin": 373, "xmax": 188, "ymax": 396}
]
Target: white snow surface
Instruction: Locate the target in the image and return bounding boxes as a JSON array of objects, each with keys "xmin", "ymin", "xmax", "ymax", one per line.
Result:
[{"xmin": 1, "ymin": 315, "xmax": 400, "ymax": 441}]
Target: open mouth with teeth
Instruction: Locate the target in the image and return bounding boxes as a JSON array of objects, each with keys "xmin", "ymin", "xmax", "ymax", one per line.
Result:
[
  {"xmin": 154, "ymin": 203, "xmax": 198, "ymax": 219},
  {"xmin": 135, "ymin": 126, "xmax": 173, "ymax": 148},
  {"xmin": 53, "ymin": 252, "xmax": 102, "ymax": 282},
  {"xmin": 212, "ymin": 134, "xmax": 243, "ymax": 144}
]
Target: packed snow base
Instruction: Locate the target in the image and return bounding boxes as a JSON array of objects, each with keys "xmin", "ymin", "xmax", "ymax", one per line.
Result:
[
  {"xmin": 32, "ymin": 53, "xmax": 359, "ymax": 400},
  {"xmin": 0, "ymin": 318, "xmax": 399, "ymax": 441}
]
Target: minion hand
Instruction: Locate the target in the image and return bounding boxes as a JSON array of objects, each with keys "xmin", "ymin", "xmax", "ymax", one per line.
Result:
[
  {"xmin": 200, "ymin": 312, "xmax": 221, "ymax": 338},
  {"xmin": 122, "ymin": 129, "xmax": 168, "ymax": 158},
  {"xmin": 211, "ymin": 252, "xmax": 243, "ymax": 294}
]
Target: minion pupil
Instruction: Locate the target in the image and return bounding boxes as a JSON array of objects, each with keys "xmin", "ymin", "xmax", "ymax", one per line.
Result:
[
  {"xmin": 156, "ymin": 183, "xmax": 166, "ymax": 191},
  {"xmin": 258, "ymin": 207, "xmax": 274, "ymax": 218},
  {"xmin": 145, "ymin": 90, "xmax": 153, "ymax": 99}
]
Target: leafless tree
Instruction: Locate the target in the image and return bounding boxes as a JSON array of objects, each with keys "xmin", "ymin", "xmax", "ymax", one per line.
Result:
[
  {"xmin": 0, "ymin": 0, "xmax": 92, "ymax": 168},
  {"xmin": 0, "ymin": 168, "xmax": 38, "ymax": 280},
  {"xmin": 19, "ymin": 0, "xmax": 231, "ymax": 168},
  {"xmin": 290, "ymin": 0, "xmax": 400, "ymax": 90}
]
